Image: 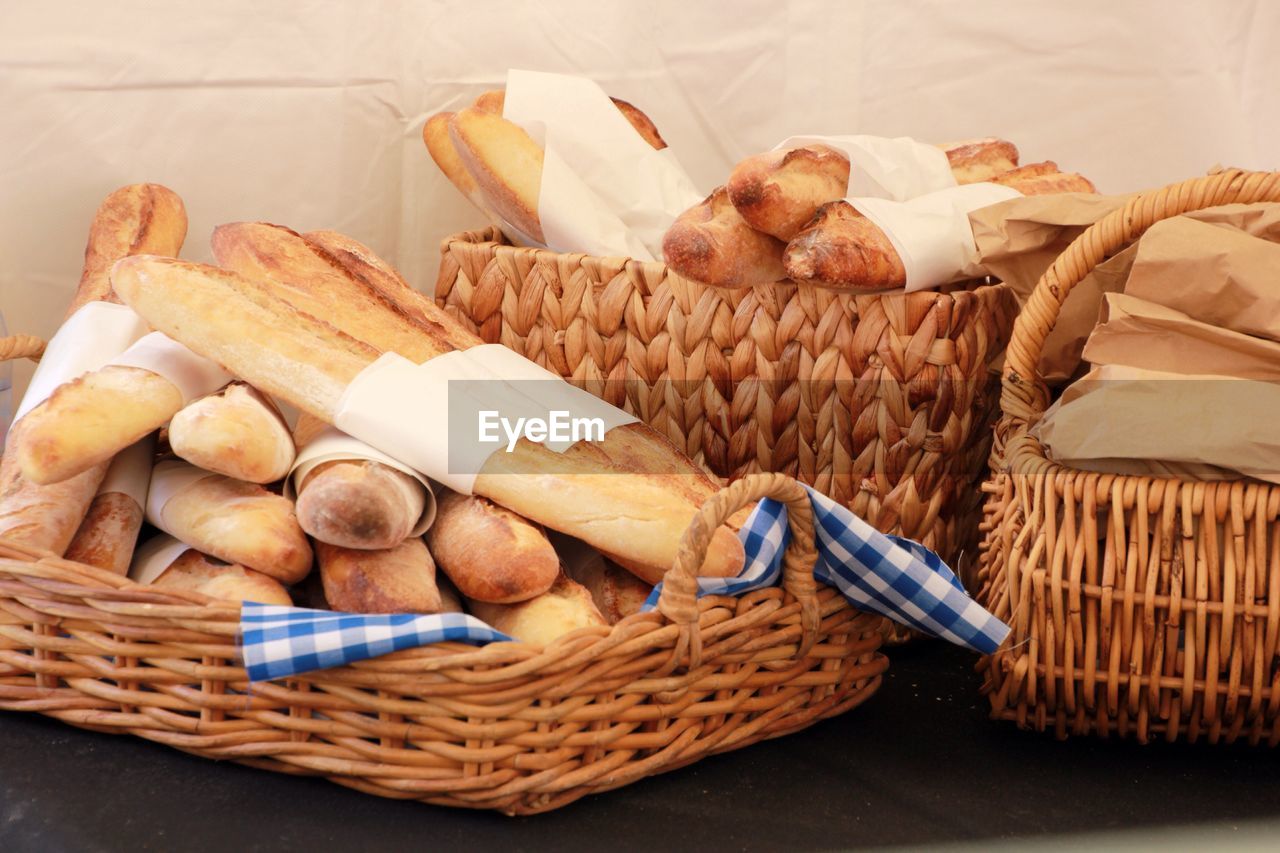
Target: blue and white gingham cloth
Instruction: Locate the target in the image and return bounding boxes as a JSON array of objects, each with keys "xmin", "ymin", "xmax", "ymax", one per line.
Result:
[{"xmin": 241, "ymin": 485, "xmax": 1009, "ymax": 681}]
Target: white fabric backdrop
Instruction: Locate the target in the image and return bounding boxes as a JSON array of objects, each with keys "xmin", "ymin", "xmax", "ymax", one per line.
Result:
[{"xmin": 2, "ymin": 0, "xmax": 1277, "ymax": 397}]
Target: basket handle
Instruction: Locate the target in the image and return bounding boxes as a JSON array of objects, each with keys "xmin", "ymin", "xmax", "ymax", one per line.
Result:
[
  {"xmin": 1000, "ymin": 168, "xmax": 1280, "ymax": 424},
  {"xmin": 0, "ymin": 334, "xmax": 45, "ymax": 363},
  {"xmin": 657, "ymin": 472, "xmax": 818, "ymax": 672}
]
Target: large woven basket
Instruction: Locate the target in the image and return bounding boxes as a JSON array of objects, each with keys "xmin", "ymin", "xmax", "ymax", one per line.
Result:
[
  {"xmin": 435, "ymin": 229, "xmax": 1018, "ymax": 595},
  {"xmin": 974, "ymin": 169, "xmax": 1280, "ymax": 744},
  {"xmin": 0, "ymin": 458, "xmax": 886, "ymax": 815}
]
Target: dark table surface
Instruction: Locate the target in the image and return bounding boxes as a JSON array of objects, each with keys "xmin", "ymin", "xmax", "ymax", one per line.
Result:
[{"xmin": 3, "ymin": 641, "xmax": 1280, "ymax": 852}]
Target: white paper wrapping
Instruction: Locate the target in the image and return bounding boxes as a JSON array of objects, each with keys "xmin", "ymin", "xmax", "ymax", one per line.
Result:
[
  {"xmin": 335, "ymin": 344, "xmax": 638, "ymax": 494},
  {"xmin": 773, "ymin": 134, "xmax": 956, "ymax": 201},
  {"xmin": 503, "ymin": 69, "xmax": 703, "ymax": 260},
  {"xmin": 285, "ymin": 426, "xmax": 438, "ymax": 536},
  {"xmin": 98, "ymin": 433, "xmax": 156, "ymax": 508},
  {"xmin": 145, "ymin": 458, "xmax": 218, "ymax": 530},
  {"xmin": 850, "ymin": 182, "xmax": 1024, "ymax": 291},
  {"xmin": 14, "ymin": 302, "xmax": 148, "ymax": 422},
  {"xmin": 109, "ymin": 332, "xmax": 233, "ymax": 404},
  {"xmin": 128, "ymin": 533, "xmax": 191, "ymax": 586}
]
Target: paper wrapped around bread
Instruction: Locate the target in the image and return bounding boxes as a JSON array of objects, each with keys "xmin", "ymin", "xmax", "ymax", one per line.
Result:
[
  {"xmin": 466, "ymin": 573, "xmax": 607, "ymax": 646},
  {"xmin": 471, "ymin": 88, "xmax": 667, "ymax": 150},
  {"xmin": 133, "ymin": 537, "xmax": 291, "ymax": 605},
  {"xmin": 317, "ymin": 537, "xmax": 443, "ymax": 614},
  {"xmin": 425, "ymin": 490, "xmax": 559, "ymax": 603},
  {"xmin": 662, "ymin": 186, "xmax": 788, "ymax": 289},
  {"xmin": 448, "ymin": 107, "xmax": 546, "ymax": 243},
  {"xmin": 147, "ymin": 460, "xmax": 312, "ymax": 583},
  {"xmin": 169, "ymin": 382, "xmax": 295, "ymax": 484},
  {"xmin": 111, "ymin": 251, "xmax": 745, "ymax": 583},
  {"xmin": 0, "ymin": 184, "xmax": 186, "ymax": 554}
]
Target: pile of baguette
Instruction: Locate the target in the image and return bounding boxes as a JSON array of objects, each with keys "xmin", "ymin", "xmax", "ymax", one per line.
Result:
[
  {"xmin": 663, "ymin": 140, "xmax": 1097, "ymax": 291},
  {"xmin": 0, "ymin": 184, "xmax": 745, "ymax": 646}
]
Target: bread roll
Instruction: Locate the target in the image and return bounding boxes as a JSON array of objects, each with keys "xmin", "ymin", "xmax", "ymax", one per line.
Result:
[
  {"xmin": 425, "ymin": 490, "xmax": 558, "ymax": 603},
  {"xmin": 295, "ymin": 459, "xmax": 426, "ymax": 550},
  {"xmin": 148, "ymin": 461, "xmax": 312, "ymax": 583},
  {"xmin": 169, "ymin": 382, "xmax": 294, "ymax": 484},
  {"xmin": 662, "ymin": 187, "xmax": 788, "ymax": 289},
  {"xmin": 0, "ymin": 184, "xmax": 186, "ymax": 554},
  {"xmin": 726, "ymin": 145, "xmax": 852, "ymax": 241},
  {"xmin": 938, "ymin": 138, "xmax": 1020, "ymax": 184},
  {"xmin": 473, "ymin": 88, "xmax": 667, "ymax": 150},
  {"xmin": 318, "ymin": 537, "xmax": 442, "ymax": 613},
  {"xmin": 112, "ymin": 255, "xmax": 746, "ymax": 582},
  {"xmin": 466, "ymin": 574, "xmax": 607, "ymax": 646},
  {"xmin": 152, "ymin": 548, "xmax": 291, "ymax": 605},
  {"xmin": 783, "ymin": 200, "xmax": 905, "ymax": 290},
  {"xmin": 63, "ymin": 491, "xmax": 145, "ymax": 575},
  {"xmin": 448, "ymin": 107, "xmax": 545, "ymax": 243}
]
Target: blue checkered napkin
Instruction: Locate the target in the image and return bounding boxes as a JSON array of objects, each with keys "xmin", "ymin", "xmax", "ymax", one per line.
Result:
[{"xmin": 240, "ymin": 605, "xmax": 511, "ymax": 682}]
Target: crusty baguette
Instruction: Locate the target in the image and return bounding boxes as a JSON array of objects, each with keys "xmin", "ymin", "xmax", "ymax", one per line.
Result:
[
  {"xmin": 726, "ymin": 145, "xmax": 852, "ymax": 241},
  {"xmin": 423, "ymin": 112, "xmax": 508, "ymax": 228},
  {"xmin": 169, "ymin": 382, "xmax": 295, "ymax": 484},
  {"xmin": 63, "ymin": 491, "xmax": 145, "ymax": 575},
  {"xmin": 112, "ymin": 255, "xmax": 746, "ymax": 581},
  {"xmin": 466, "ymin": 574, "xmax": 607, "ymax": 646},
  {"xmin": 448, "ymin": 107, "xmax": 545, "ymax": 243},
  {"xmin": 473, "ymin": 88, "xmax": 667, "ymax": 150},
  {"xmin": 556, "ymin": 536, "xmax": 652, "ymax": 623},
  {"xmin": 148, "ymin": 461, "xmax": 312, "ymax": 584},
  {"xmin": 317, "ymin": 537, "xmax": 442, "ymax": 613},
  {"xmin": 0, "ymin": 184, "xmax": 186, "ymax": 554},
  {"xmin": 152, "ymin": 548, "xmax": 292, "ymax": 605},
  {"xmin": 783, "ymin": 201, "xmax": 905, "ymax": 291},
  {"xmin": 426, "ymin": 490, "xmax": 559, "ymax": 603},
  {"xmin": 296, "ymin": 459, "xmax": 426, "ymax": 550},
  {"xmin": 938, "ymin": 138, "xmax": 1020, "ymax": 184},
  {"xmin": 992, "ymin": 161, "xmax": 1097, "ymax": 194},
  {"xmin": 662, "ymin": 187, "xmax": 788, "ymax": 289}
]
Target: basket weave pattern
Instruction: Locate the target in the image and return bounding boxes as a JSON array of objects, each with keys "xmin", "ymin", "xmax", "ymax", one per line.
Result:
[
  {"xmin": 0, "ymin": 471, "xmax": 886, "ymax": 814},
  {"xmin": 435, "ymin": 230, "xmax": 1017, "ymax": 582},
  {"xmin": 975, "ymin": 169, "xmax": 1280, "ymax": 744}
]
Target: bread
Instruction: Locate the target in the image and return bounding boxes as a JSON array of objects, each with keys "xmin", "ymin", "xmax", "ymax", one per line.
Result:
[
  {"xmin": 169, "ymin": 382, "xmax": 294, "ymax": 484},
  {"xmin": 992, "ymin": 161, "xmax": 1097, "ymax": 194},
  {"xmin": 112, "ymin": 255, "xmax": 746, "ymax": 581},
  {"xmin": 317, "ymin": 537, "xmax": 442, "ymax": 613},
  {"xmin": 448, "ymin": 107, "xmax": 545, "ymax": 243},
  {"xmin": 423, "ymin": 112, "xmax": 506, "ymax": 227},
  {"xmin": 783, "ymin": 201, "xmax": 905, "ymax": 290},
  {"xmin": 295, "ymin": 459, "xmax": 426, "ymax": 550},
  {"xmin": 556, "ymin": 537, "xmax": 651, "ymax": 623},
  {"xmin": 472, "ymin": 89, "xmax": 667, "ymax": 150},
  {"xmin": 425, "ymin": 490, "xmax": 558, "ymax": 603},
  {"xmin": 938, "ymin": 138, "xmax": 1020, "ymax": 184},
  {"xmin": 64, "ymin": 491, "xmax": 145, "ymax": 575},
  {"xmin": 662, "ymin": 187, "xmax": 788, "ymax": 289},
  {"xmin": 726, "ymin": 145, "xmax": 852, "ymax": 241},
  {"xmin": 0, "ymin": 184, "xmax": 186, "ymax": 554},
  {"xmin": 466, "ymin": 574, "xmax": 607, "ymax": 646},
  {"xmin": 436, "ymin": 573, "xmax": 463, "ymax": 614},
  {"xmin": 147, "ymin": 461, "xmax": 312, "ymax": 583},
  {"xmin": 152, "ymin": 547, "xmax": 292, "ymax": 605}
]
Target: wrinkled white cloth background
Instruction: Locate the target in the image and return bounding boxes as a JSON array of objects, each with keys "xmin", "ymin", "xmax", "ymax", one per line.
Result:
[{"xmin": 2, "ymin": 0, "xmax": 1277, "ymax": 398}]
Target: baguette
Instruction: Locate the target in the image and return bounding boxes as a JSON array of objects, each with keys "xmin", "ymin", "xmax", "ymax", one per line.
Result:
[
  {"xmin": 448, "ymin": 107, "xmax": 545, "ymax": 243},
  {"xmin": 296, "ymin": 459, "xmax": 426, "ymax": 550},
  {"xmin": 151, "ymin": 547, "xmax": 292, "ymax": 605},
  {"xmin": 423, "ymin": 112, "xmax": 508, "ymax": 229},
  {"xmin": 425, "ymin": 490, "xmax": 558, "ymax": 603},
  {"xmin": 992, "ymin": 161, "xmax": 1096, "ymax": 194},
  {"xmin": 662, "ymin": 186, "xmax": 788, "ymax": 289},
  {"xmin": 112, "ymin": 255, "xmax": 745, "ymax": 581},
  {"xmin": 938, "ymin": 138, "xmax": 1020, "ymax": 184},
  {"xmin": 148, "ymin": 461, "xmax": 312, "ymax": 583},
  {"xmin": 64, "ymin": 491, "xmax": 145, "ymax": 575},
  {"xmin": 466, "ymin": 573, "xmax": 607, "ymax": 646},
  {"xmin": 169, "ymin": 382, "xmax": 295, "ymax": 484},
  {"xmin": 555, "ymin": 535, "xmax": 652, "ymax": 623},
  {"xmin": 472, "ymin": 88, "xmax": 667, "ymax": 150},
  {"xmin": 0, "ymin": 184, "xmax": 186, "ymax": 553},
  {"xmin": 726, "ymin": 145, "xmax": 852, "ymax": 241},
  {"xmin": 317, "ymin": 537, "xmax": 442, "ymax": 613}
]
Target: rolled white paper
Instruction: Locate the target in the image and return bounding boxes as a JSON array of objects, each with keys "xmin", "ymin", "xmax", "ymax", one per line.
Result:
[
  {"xmin": 110, "ymin": 332, "xmax": 233, "ymax": 404},
  {"xmin": 773, "ymin": 134, "xmax": 956, "ymax": 201},
  {"xmin": 128, "ymin": 533, "xmax": 192, "ymax": 586},
  {"xmin": 145, "ymin": 458, "xmax": 218, "ymax": 530},
  {"xmin": 97, "ymin": 433, "xmax": 156, "ymax": 508}
]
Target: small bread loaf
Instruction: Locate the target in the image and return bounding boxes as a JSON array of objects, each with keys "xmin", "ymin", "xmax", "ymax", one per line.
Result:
[
  {"xmin": 448, "ymin": 107, "xmax": 545, "ymax": 243},
  {"xmin": 148, "ymin": 462, "xmax": 312, "ymax": 583},
  {"xmin": 295, "ymin": 459, "xmax": 426, "ymax": 550},
  {"xmin": 317, "ymin": 537, "xmax": 442, "ymax": 614},
  {"xmin": 169, "ymin": 382, "xmax": 295, "ymax": 484},
  {"xmin": 783, "ymin": 201, "xmax": 905, "ymax": 291},
  {"xmin": 152, "ymin": 548, "xmax": 292, "ymax": 605},
  {"xmin": 425, "ymin": 490, "xmax": 559, "ymax": 603},
  {"xmin": 992, "ymin": 161, "xmax": 1096, "ymax": 194},
  {"xmin": 727, "ymin": 145, "xmax": 851, "ymax": 241},
  {"xmin": 938, "ymin": 138, "xmax": 1020, "ymax": 184},
  {"xmin": 472, "ymin": 89, "xmax": 667, "ymax": 150},
  {"xmin": 466, "ymin": 574, "xmax": 607, "ymax": 646},
  {"xmin": 557, "ymin": 537, "xmax": 651, "ymax": 623},
  {"xmin": 64, "ymin": 491, "xmax": 145, "ymax": 575},
  {"xmin": 662, "ymin": 187, "xmax": 788, "ymax": 289}
]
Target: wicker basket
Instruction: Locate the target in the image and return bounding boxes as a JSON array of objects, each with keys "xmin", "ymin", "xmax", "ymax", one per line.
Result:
[
  {"xmin": 0, "ymin": 452, "xmax": 886, "ymax": 814},
  {"xmin": 974, "ymin": 169, "xmax": 1280, "ymax": 744},
  {"xmin": 435, "ymin": 229, "xmax": 1018, "ymax": 595}
]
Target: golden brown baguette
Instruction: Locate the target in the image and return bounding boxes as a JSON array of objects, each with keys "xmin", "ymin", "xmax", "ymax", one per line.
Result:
[
  {"xmin": 783, "ymin": 201, "xmax": 905, "ymax": 290},
  {"xmin": 112, "ymin": 255, "xmax": 745, "ymax": 581},
  {"xmin": 662, "ymin": 187, "xmax": 788, "ymax": 289},
  {"xmin": 0, "ymin": 184, "xmax": 187, "ymax": 554},
  {"xmin": 726, "ymin": 145, "xmax": 852, "ymax": 241},
  {"xmin": 168, "ymin": 382, "xmax": 295, "ymax": 484},
  {"xmin": 992, "ymin": 161, "xmax": 1097, "ymax": 194},
  {"xmin": 466, "ymin": 573, "xmax": 607, "ymax": 645},
  {"xmin": 296, "ymin": 459, "xmax": 426, "ymax": 550},
  {"xmin": 556, "ymin": 535, "xmax": 652, "ymax": 623},
  {"xmin": 317, "ymin": 537, "xmax": 442, "ymax": 613},
  {"xmin": 425, "ymin": 490, "xmax": 559, "ymax": 603},
  {"xmin": 423, "ymin": 112, "xmax": 508, "ymax": 228},
  {"xmin": 64, "ymin": 491, "xmax": 145, "ymax": 575},
  {"xmin": 151, "ymin": 547, "xmax": 292, "ymax": 605},
  {"xmin": 938, "ymin": 138, "xmax": 1020, "ymax": 184},
  {"xmin": 147, "ymin": 461, "xmax": 312, "ymax": 583},
  {"xmin": 472, "ymin": 88, "xmax": 667, "ymax": 150},
  {"xmin": 448, "ymin": 107, "xmax": 545, "ymax": 243}
]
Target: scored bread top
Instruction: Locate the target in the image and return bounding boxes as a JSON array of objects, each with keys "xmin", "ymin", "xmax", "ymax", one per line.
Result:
[
  {"xmin": 727, "ymin": 144, "xmax": 851, "ymax": 241},
  {"xmin": 662, "ymin": 186, "xmax": 787, "ymax": 289},
  {"xmin": 783, "ymin": 200, "xmax": 906, "ymax": 290}
]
